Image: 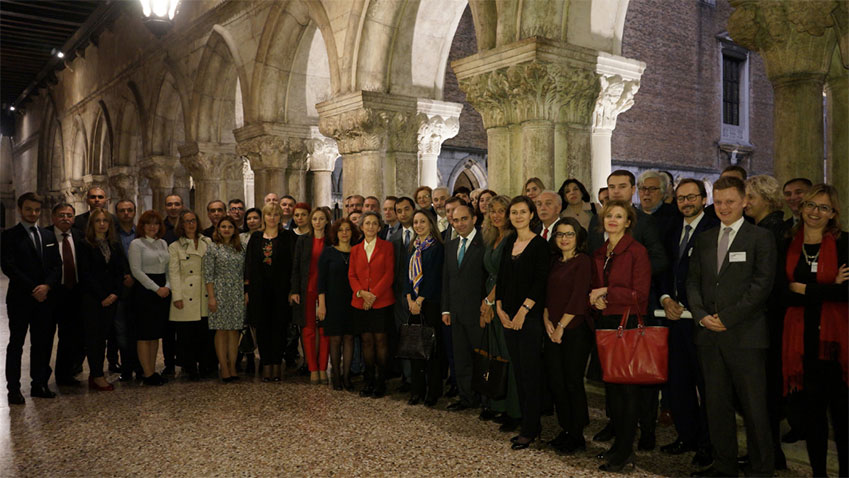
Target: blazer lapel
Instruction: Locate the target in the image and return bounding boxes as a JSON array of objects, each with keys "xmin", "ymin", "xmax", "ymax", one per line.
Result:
[
  {"xmin": 718, "ymin": 223, "xmax": 748, "ymax": 277},
  {"xmin": 704, "ymin": 228, "xmax": 720, "ymax": 278}
]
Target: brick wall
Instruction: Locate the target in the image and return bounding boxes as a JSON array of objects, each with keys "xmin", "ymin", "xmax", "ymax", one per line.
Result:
[{"xmin": 442, "ymin": 6, "xmax": 487, "ymax": 152}]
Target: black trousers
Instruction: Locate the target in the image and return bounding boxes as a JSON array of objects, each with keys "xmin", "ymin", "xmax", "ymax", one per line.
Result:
[
  {"xmin": 53, "ymin": 286, "xmax": 85, "ymax": 379},
  {"xmin": 667, "ymin": 319, "xmax": 709, "ymax": 447},
  {"xmin": 544, "ymin": 322, "xmax": 592, "ymax": 436},
  {"xmin": 411, "ymin": 301, "xmax": 444, "ymax": 401},
  {"xmin": 175, "ymin": 318, "xmax": 211, "ymax": 373},
  {"xmin": 451, "ymin": 316, "xmax": 483, "ymax": 406},
  {"xmin": 504, "ymin": 316, "xmax": 544, "ymax": 438},
  {"xmin": 699, "ymin": 345, "xmax": 773, "ymax": 477},
  {"xmin": 802, "ymin": 359, "xmax": 848, "ymax": 478},
  {"xmin": 6, "ymin": 297, "xmax": 55, "ymax": 390},
  {"xmin": 162, "ymin": 320, "xmax": 177, "ymax": 369},
  {"xmin": 82, "ymin": 295, "xmax": 116, "ymax": 378}
]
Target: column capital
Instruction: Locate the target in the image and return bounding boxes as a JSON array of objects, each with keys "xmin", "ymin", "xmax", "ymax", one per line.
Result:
[
  {"xmin": 235, "ymin": 133, "xmax": 308, "ymax": 171},
  {"xmin": 305, "ymin": 136, "xmax": 339, "ymax": 172},
  {"xmin": 139, "ymin": 155, "xmax": 178, "ymax": 189},
  {"xmin": 107, "ymin": 166, "xmax": 138, "ymax": 200},
  {"xmin": 728, "ymin": 0, "xmax": 838, "ymax": 79},
  {"xmin": 317, "ymin": 91, "xmax": 425, "ymax": 155},
  {"xmin": 178, "ymin": 142, "xmax": 242, "ymax": 181}
]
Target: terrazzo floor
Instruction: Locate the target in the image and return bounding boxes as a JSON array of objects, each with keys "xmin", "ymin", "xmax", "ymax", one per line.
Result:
[{"xmin": 0, "ymin": 275, "xmax": 825, "ymax": 477}]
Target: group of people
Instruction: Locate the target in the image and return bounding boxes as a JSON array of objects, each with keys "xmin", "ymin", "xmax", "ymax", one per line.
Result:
[{"xmin": 2, "ymin": 166, "xmax": 845, "ymax": 477}]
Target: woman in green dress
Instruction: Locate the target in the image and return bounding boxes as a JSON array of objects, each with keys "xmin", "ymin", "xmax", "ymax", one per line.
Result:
[{"xmin": 480, "ymin": 195, "xmax": 522, "ymax": 431}]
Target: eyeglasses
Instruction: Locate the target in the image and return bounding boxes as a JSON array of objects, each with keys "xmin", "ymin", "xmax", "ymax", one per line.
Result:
[
  {"xmin": 676, "ymin": 194, "xmax": 702, "ymax": 203},
  {"xmin": 802, "ymin": 201, "xmax": 834, "ymax": 214},
  {"xmin": 638, "ymin": 186, "xmax": 661, "ymax": 194},
  {"xmin": 88, "ymin": 195, "xmax": 105, "ymax": 200},
  {"xmin": 182, "ymin": 218, "xmax": 197, "ymax": 224},
  {"xmin": 554, "ymin": 231, "xmax": 576, "ymax": 239},
  {"xmin": 229, "ymin": 207, "xmax": 245, "ymax": 211}
]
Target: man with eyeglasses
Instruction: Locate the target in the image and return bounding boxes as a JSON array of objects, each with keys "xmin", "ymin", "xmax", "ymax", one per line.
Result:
[
  {"xmin": 73, "ymin": 186, "xmax": 119, "ymax": 232},
  {"xmin": 657, "ymin": 179, "xmax": 718, "ymax": 469},
  {"xmin": 51, "ymin": 203, "xmax": 87, "ymax": 386},
  {"xmin": 228, "ymin": 198, "xmax": 247, "ymax": 232},
  {"xmin": 638, "ymin": 170, "xmax": 680, "ymax": 237}
]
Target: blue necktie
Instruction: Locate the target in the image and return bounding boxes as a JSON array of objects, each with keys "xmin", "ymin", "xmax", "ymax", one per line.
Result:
[
  {"xmin": 678, "ymin": 224, "xmax": 692, "ymax": 261},
  {"xmin": 458, "ymin": 237, "xmax": 467, "ymax": 266},
  {"xmin": 404, "ymin": 230, "xmax": 411, "ymax": 248}
]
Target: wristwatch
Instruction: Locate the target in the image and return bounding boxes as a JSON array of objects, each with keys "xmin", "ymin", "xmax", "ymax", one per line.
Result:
[
  {"xmin": 356, "ymin": 290, "xmax": 362, "ymax": 298},
  {"xmin": 558, "ymin": 321, "xmax": 567, "ymax": 329},
  {"xmin": 522, "ymin": 304, "xmax": 532, "ymax": 312}
]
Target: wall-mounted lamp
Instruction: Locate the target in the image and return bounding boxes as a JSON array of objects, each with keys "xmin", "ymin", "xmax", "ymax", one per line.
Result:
[{"xmin": 139, "ymin": 0, "xmax": 180, "ymax": 38}]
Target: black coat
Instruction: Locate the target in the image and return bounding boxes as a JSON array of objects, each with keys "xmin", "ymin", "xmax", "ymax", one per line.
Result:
[
  {"xmin": 290, "ymin": 234, "xmax": 333, "ymax": 327},
  {"xmin": 77, "ymin": 239, "xmax": 129, "ymax": 302},
  {"xmin": 441, "ymin": 233, "xmax": 487, "ymax": 325},
  {"xmin": 244, "ymin": 230, "xmax": 296, "ymax": 326},
  {"xmin": 660, "ymin": 212, "xmax": 719, "ymax": 309},
  {"xmin": 1, "ymin": 223, "xmax": 62, "ymax": 303}
]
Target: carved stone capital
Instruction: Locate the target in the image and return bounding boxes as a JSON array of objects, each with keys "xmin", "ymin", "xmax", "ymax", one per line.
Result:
[
  {"xmin": 305, "ymin": 136, "xmax": 339, "ymax": 172},
  {"xmin": 178, "ymin": 143, "xmax": 243, "ymax": 181},
  {"xmin": 317, "ymin": 91, "xmax": 423, "ymax": 155},
  {"xmin": 592, "ymin": 74, "xmax": 641, "ymax": 132},
  {"xmin": 107, "ymin": 166, "xmax": 138, "ymax": 199},
  {"xmin": 728, "ymin": 0, "xmax": 837, "ymax": 79},
  {"xmin": 139, "ymin": 156, "xmax": 178, "ymax": 189},
  {"xmin": 236, "ymin": 134, "xmax": 307, "ymax": 171},
  {"xmin": 60, "ymin": 179, "xmax": 86, "ymax": 204},
  {"xmin": 418, "ymin": 115, "xmax": 460, "ymax": 157}
]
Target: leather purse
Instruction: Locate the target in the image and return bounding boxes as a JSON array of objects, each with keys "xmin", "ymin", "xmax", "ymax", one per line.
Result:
[
  {"xmin": 471, "ymin": 323, "xmax": 509, "ymax": 399},
  {"xmin": 396, "ymin": 317, "xmax": 436, "ymax": 360},
  {"xmin": 595, "ymin": 292, "xmax": 669, "ymax": 385}
]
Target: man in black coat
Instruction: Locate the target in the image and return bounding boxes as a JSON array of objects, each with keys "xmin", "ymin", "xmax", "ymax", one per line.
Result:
[
  {"xmin": 49, "ymin": 203, "xmax": 87, "ymax": 385},
  {"xmin": 441, "ymin": 202, "xmax": 487, "ymax": 411},
  {"xmin": 1, "ymin": 193, "xmax": 63, "ymax": 404},
  {"xmin": 73, "ymin": 186, "xmax": 118, "ymax": 232},
  {"xmin": 687, "ymin": 176, "xmax": 776, "ymax": 477},
  {"xmin": 658, "ymin": 179, "xmax": 718, "ymax": 467},
  {"xmin": 389, "ymin": 197, "xmax": 416, "ymax": 389}
]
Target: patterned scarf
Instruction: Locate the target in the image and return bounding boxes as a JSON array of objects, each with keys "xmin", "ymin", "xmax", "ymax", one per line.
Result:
[
  {"xmin": 408, "ymin": 235, "xmax": 436, "ymax": 296},
  {"xmin": 96, "ymin": 238, "xmax": 111, "ymax": 264}
]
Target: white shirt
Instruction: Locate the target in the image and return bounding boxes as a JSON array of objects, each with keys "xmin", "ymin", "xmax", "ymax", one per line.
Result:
[
  {"xmin": 129, "ymin": 237, "xmax": 171, "ymax": 291},
  {"xmin": 21, "ymin": 220, "xmax": 42, "ymax": 250},
  {"xmin": 457, "ymin": 228, "xmax": 477, "ymax": 260},
  {"xmin": 363, "ymin": 238, "xmax": 377, "ymax": 262},
  {"xmin": 540, "ymin": 218, "xmax": 560, "ymax": 240},
  {"xmin": 437, "ymin": 215, "xmax": 449, "ymax": 233},
  {"xmin": 678, "ymin": 211, "xmax": 705, "ymax": 244},
  {"xmin": 401, "ymin": 226, "xmax": 414, "ymax": 247},
  {"xmin": 52, "ymin": 226, "xmax": 78, "ymax": 284},
  {"xmin": 717, "ymin": 215, "xmax": 746, "ymax": 251}
]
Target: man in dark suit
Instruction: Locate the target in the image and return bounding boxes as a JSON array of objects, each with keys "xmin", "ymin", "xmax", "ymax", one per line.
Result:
[
  {"xmin": 73, "ymin": 186, "xmax": 119, "ymax": 232},
  {"xmin": 587, "ymin": 170, "xmax": 668, "ymax": 446},
  {"xmin": 658, "ymin": 179, "xmax": 718, "ymax": 467},
  {"xmin": 703, "ymin": 165, "xmax": 748, "ymax": 223},
  {"xmin": 687, "ymin": 176, "xmax": 776, "ymax": 477},
  {"xmin": 532, "ymin": 190, "xmax": 561, "ymax": 239},
  {"xmin": 1, "ymin": 193, "xmax": 63, "ymax": 404},
  {"xmin": 380, "ymin": 196, "xmax": 400, "ymax": 240},
  {"xmin": 202, "ymin": 199, "xmax": 226, "ymax": 238},
  {"xmin": 49, "ymin": 203, "xmax": 87, "ymax": 385},
  {"xmin": 441, "ymin": 196, "xmax": 463, "ymax": 242},
  {"xmin": 389, "ymin": 196, "xmax": 416, "ymax": 390},
  {"xmin": 638, "ymin": 170, "xmax": 680, "ymax": 238},
  {"xmin": 441, "ymin": 202, "xmax": 487, "ymax": 411}
]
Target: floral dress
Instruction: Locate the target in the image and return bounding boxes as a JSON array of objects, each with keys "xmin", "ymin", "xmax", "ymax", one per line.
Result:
[{"xmin": 203, "ymin": 242, "xmax": 247, "ymax": 330}]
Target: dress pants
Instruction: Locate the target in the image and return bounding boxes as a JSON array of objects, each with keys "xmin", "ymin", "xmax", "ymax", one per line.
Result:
[
  {"xmin": 255, "ymin": 283, "xmax": 288, "ymax": 366},
  {"xmin": 504, "ymin": 316, "xmax": 544, "ymax": 438},
  {"xmin": 802, "ymin": 359, "xmax": 848, "ymax": 478},
  {"xmin": 162, "ymin": 320, "xmax": 177, "ymax": 369},
  {"xmin": 699, "ymin": 345, "xmax": 774, "ymax": 477},
  {"xmin": 81, "ymin": 295, "xmax": 116, "ymax": 378},
  {"xmin": 667, "ymin": 319, "xmax": 709, "ymax": 447},
  {"xmin": 451, "ymin": 317, "xmax": 482, "ymax": 406},
  {"xmin": 410, "ymin": 301, "xmax": 444, "ymax": 401},
  {"xmin": 393, "ymin": 299, "xmax": 412, "ymax": 382},
  {"xmin": 6, "ymin": 297, "xmax": 55, "ymax": 391},
  {"xmin": 114, "ymin": 298, "xmax": 140, "ymax": 375},
  {"xmin": 597, "ymin": 314, "xmax": 641, "ymax": 463},
  {"xmin": 544, "ymin": 322, "xmax": 592, "ymax": 436},
  {"xmin": 175, "ymin": 318, "xmax": 211, "ymax": 373},
  {"xmin": 53, "ymin": 286, "xmax": 85, "ymax": 379},
  {"xmin": 442, "ymin": 322, "xmax": 456, "ymax": 388}
]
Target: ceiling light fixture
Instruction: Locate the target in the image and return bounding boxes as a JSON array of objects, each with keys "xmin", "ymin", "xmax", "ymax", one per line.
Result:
[{"xmin": 138, "ymin": 0, "xmax": 180, "ymax": 38}]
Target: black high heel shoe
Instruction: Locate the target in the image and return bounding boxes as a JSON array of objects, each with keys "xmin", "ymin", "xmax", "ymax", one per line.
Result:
[
  {"xmin": 510, "ymin": 435, "xmax": 536, "ymax": 450},
  {"xmin": 599, "ymin": 452, "xmax": 635, "ymax": 473}
]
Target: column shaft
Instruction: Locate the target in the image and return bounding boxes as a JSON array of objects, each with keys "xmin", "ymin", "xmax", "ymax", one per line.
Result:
[{"xmin": 773, "ymin": 75, "xmax": 826, "ymax": 184}]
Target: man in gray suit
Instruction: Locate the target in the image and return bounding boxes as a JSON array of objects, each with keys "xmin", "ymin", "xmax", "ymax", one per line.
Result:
[
  {"xmin": 441, "ymin": 202, "xmax": 487, "ymax": 411},
  {"xmin": 687, "ymin": 176, "xmax": 776, "ymax": 477}
]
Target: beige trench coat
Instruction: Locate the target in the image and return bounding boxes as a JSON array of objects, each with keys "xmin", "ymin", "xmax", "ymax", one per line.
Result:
[{"xmin": 168, "ymin": 236, "xmax": 211, "ymax": 322}]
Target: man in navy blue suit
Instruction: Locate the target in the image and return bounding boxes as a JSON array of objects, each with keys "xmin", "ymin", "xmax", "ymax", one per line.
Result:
[
  {"xmin": 1, "ymin": 193, "xmax": 63, "ymax": 404},
  {"xmin": 658, "ymin": 178, "xmax": 718, "ymax": 469}
]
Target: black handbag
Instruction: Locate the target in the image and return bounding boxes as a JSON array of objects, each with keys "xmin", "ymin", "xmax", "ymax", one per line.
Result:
[
  {"xmin": 396, "ymin": 316, "xmax": 436, "ymax": 360},
  {"xmin": 471, "ymin": 323, "xmax": 509, "ymax": 400}
]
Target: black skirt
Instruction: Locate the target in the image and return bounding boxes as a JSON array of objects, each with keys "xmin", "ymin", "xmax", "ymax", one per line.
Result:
[
  {"xmin": 354, "ymin": 305, "xmax": 393, "ymax": 334},
  {"xmin": 132, "ymin": 273, "xmax": 170, "ymax": 340}
]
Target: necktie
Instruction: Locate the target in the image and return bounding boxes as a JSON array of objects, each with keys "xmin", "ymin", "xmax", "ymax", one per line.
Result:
[
  {"xmin": 404, "ymin": 230, "xmax": 411, "ymax": 248},
  {"xmin": 62, "ymin": 233, "xmax": 76, "ymax": 288},
  {"xmin": 678, "ymin": 224, "xmax": 692, "ymax": 261},
  {"xmin": 542, "ymin": 228, "xmax": 548, "ymax": 240},
  {"xmin": 458, "ymin": 237, "xmax": 467, "ymax": 266},
  {"xmin": 30, "ymin": 226, "xmax": 42, "ymax": 260},
  {"xmin": 717, "ymin": 226, "xmax": 732, "ymax": 272}
]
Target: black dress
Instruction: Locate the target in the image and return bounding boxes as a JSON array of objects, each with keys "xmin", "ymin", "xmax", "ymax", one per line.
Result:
[{"xmin": 318, "ymin": 247, "xmax": 354, "ymax": 336}]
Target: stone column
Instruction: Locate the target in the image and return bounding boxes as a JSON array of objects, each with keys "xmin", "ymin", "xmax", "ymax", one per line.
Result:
[
  {"xmin": 826, "ymin": 46, "xmax": 848, "ymax": 211},
  {"xmin": 728, "ymin": 0, "xmax": 837, "ymax": 184},
  {"xmin": 139, "ymin": 155, "xmax": 178, "ymax": 213},
  {"xmin": 592, "ymin": 57, "xmax": 644, "ymax": 196},
  {"xmin": 416, "ymin": 100, "xmax": 462, "ymax": 188},
  {"xmin": 318, "ymin": 91, "xmax": 423, "ymax": 199},
  {"xmin": 306, "ymin": 136, "xmax": 339, "ymax": 208},
  {"xmin": 107, "ymin": 166, "xmax": 138, "ymax": 208},
  {"xmin": 454, "ymin": 38, "xmax": 642, "ymax": 195},
  {"xmin": 178, "ymin": 142, "xmax": 244, "ymax": 228},
  {"xmin": 235, "ymin": 124, "xmax": 313, "ymax": 206}
]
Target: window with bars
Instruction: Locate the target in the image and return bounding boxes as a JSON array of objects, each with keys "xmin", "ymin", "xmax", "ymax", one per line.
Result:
[{"xmin": 722, "ymin": 55, "xmax": 742, "ymax": 126}]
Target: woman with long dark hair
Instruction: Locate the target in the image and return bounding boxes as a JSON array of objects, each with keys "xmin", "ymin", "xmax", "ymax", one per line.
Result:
[
  {"xmin": 558, "ymin": 178, "xmax": 597, "ymax": 230},
  {"xmin": 495, "ymin": 196, "xmax": 550, "ymax": 450},
  {"xmin": 78, "ymin": 208, "xmax": 128, "ymax": 391}
]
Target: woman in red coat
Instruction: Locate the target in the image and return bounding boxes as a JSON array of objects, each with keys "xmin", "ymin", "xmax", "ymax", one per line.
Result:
[
  {"xmin": 589, "ymin": 199, "xmax": 652, "ymax": 472},
  {"xmin": 348, "ymin": 211, "xmax": 395, "ymax": 397}
]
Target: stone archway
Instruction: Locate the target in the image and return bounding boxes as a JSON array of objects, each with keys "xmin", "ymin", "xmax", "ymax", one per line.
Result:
[
  {"xmin": 447, "ymin": 156, "xmax": 487, "ymax": 193},
  {"xmin": 88, "ymin": 101, "xmax": 113, "ymax": 177}
]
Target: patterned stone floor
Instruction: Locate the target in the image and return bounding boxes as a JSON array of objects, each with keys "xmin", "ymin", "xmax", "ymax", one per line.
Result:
[{"xmin": 0, "ymin": 275, "xmax": 827, "ymax": 477}]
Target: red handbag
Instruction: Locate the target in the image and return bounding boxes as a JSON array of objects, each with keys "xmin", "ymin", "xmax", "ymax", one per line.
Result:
[{"xmin": 595, "ymin": 293, "xmax": 669, "ymax": 385}]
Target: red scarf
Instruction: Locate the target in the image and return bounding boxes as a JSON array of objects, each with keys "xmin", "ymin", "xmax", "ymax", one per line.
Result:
[{"xmin": 782, "ymin": 228, "xmax": 848, "ymax": 395}]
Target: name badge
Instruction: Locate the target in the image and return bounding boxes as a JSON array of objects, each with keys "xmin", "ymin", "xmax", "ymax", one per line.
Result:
[
  {"xmin": 811, "ymin": 262, "xmax": 818, "ymax": 273},
  {"xmin": 729, "ymin": 252, "xmax": 746, "ymax": 263}
]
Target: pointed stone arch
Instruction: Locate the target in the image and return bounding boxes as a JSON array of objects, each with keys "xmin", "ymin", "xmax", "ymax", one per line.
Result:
[
  {"xmin": 88, "ymin": 101, "xmax": 114, "ymax": 175},
  {"xmin": 69, "ymin": 114, "xmax": 88, "ymax": 180},
  {"xmin": 150, "ymin": 66, "xmax": 189, "ymax": 157},
  {"xmin": 37, "ymin": 94, "xmax": 64, "ymax": 197}
]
